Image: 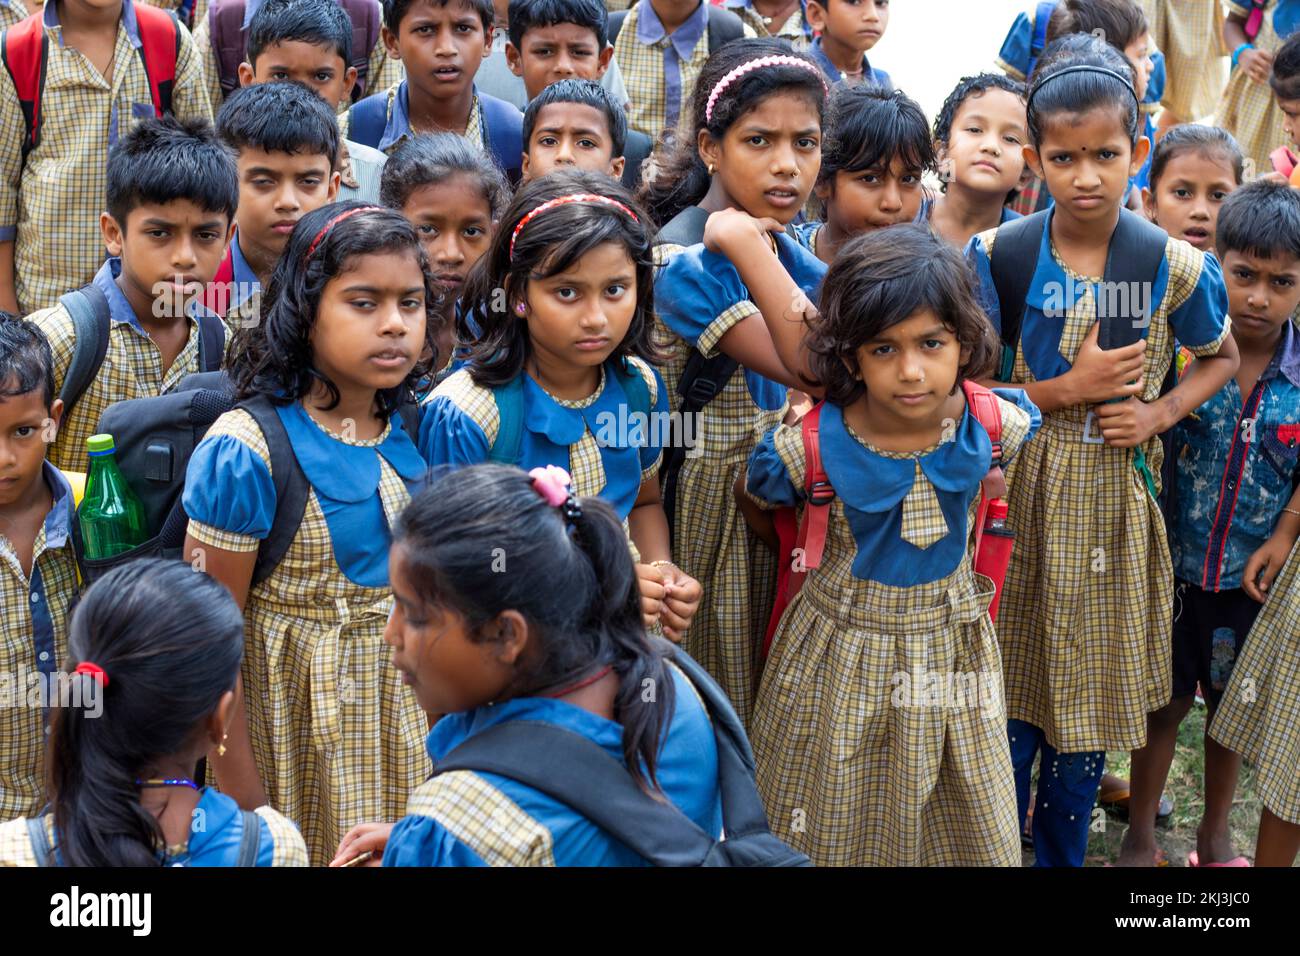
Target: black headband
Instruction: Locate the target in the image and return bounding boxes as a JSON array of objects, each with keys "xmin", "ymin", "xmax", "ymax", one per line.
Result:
[{"xmin": 1027, "ymin": 64, "xmax": 1139, "ymax": 116}]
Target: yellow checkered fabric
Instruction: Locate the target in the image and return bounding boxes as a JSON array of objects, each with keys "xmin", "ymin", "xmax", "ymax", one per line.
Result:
[
  {"xmin": 139, "ymin": 0, "xmax": 208, "ymax": 28},
  {"xmin": 403, "ymin": 770, "xmax": 558, "ymax": 866},
  {"xmin": 651, "ymin": 250, "xmax": 784, "ymax": 728},
  {"xmin": 746, "ymin": 394, "xmax": 1034, "ymax": 866},
  {"xmin": 0, "ymin": 1, "xmax": 41, "ymax": 31},
  {"xmin": 1216, "ymin": 1, "xmax": 1286, "ymax": 175},
  {"xmin": 727, "ymin": 4, "xmax": 803, "ymax": 50},
  {"xmin": 0, "ymin": 13, "xmax": 211, "ymax": 315},
  {"xmin": 253, "ymin": 805, "xmax": 310, "ymax": 866},
  {"xmin": 981, "ymin": 227, "xmax": 1229, "ymax": 754},
  {"xmin": 27, "ymin": 301, "xmax": 208, "ymax": 473},
  {"xmin": 186, "ymin": 407, "xmax": 428, "ymax": 866},
  {"xmin": 605, "ymin": 0, "xmax": 633, "ymax": 10},
  {"xmin": 1142, "ymin": 0, "xmax": 1227, "ymax": 122},
  {"xmin": 0, "ymin": 815, "xmax": 46, "ymax": 866},
  {"xmin": 1209, "ymin": 535, "xmax": 1300, "ymax": 825},
  {"xmin": 613, "ymin": 2, "xmax": 712, "ymax": 140},
  {"xmin": 336, "ymin": 82, "xmax": 484, "ymax": 156},
  {"xmin": 0, "ymin": 516, "xmax": 77, "ymax": 822}
]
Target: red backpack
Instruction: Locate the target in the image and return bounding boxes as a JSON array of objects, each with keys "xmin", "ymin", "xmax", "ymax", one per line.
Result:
[
  {"xmin": 762, "ymin": 380, "xmax": 1017, "ymax": 657},
  {"xmin": 2, "ymin": 4, "xmax": 179, "ymax": 164}
]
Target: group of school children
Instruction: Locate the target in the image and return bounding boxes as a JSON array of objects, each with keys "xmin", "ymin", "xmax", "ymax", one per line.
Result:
[{"xmin": 1, "ymin": 0, "xmax": 1300, "ymax": 870}]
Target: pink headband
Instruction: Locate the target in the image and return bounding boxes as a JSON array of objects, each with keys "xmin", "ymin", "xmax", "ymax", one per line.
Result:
[
  {"xmin": 305, "ymin": 206, "xmax": 383, "ymax": 260},
  {"xmin": 509, "ymin": 194, "xmax": 639, "ymax": 260},
  {"xmin": 705, "ymin": 55, "xmax": 829, "ymax": 123}
]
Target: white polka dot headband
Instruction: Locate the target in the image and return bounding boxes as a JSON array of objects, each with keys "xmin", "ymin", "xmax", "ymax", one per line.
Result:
[{"xmin": 705, "ymin": 55, "xmax": 829, "ymax": 124}]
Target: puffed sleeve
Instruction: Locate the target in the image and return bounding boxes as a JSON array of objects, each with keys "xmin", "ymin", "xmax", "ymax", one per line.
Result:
[
  {"xmin": 964, "ymin": 231, "xmax": 1002, "ymax": 335},
  {"xmin": 990, "ymin": 387, "xmax": 1042, "ymax": 467},
  {"xmin": 1144, "ymin": 50, "xmax": 1166, "ymax": 112},
  {"xmin": 383, "ymin": 815, "xmax": 489, "ymax": 867},
  {"xmin": 654, "ymin": 246, "xmax": 760, "ymax": 358},
  {"xmin": 746, "ymin": 423, "xmax": 806, "ymax": 509},
  {"xmin": 995, "ymin": 11, "xmax": 1034, "ymax": 81},
  {"xmin": 182, "ymin": 424, "xmax": 276, "ymax": 553},
  {"xmin": 1167, "ymin": 245, "xmax": 1231, "ymax": 358},
  {"xmin": 417, "ymin": 391, "xmax": 493, "ymax": 468},
  {"xmin": 629, "ymin": 357, "xmax": 669, "ymax": 479}
]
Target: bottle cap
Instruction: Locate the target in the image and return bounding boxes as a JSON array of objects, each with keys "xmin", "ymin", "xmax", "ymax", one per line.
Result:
[{"xmin": 86, "ymin": 434, "xmax": 116, "ymax": 456}]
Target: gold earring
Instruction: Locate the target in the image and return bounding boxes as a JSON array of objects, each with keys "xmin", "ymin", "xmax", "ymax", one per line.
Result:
[
  {"xmin": 708, "ymin": 163, "xmax": 716, "ymax": 175},
  {"xmin": 217, "ymin": 733, "xmax": 228, "ymax": 757}
]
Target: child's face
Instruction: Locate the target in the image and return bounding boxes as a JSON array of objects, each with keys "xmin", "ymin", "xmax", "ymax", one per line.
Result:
[
  {"xmin": 310, "ymin": 248, "xmax": 427, "ymax": 397},
  {"xmin": 385, "ymin": 0, "xmax": 492, "ymax": 103},
  {"xmin": 522, "ymin": 102, "xmax": 624, "ymax": 181},
  {"xmin": 521, "ymin": 240, "xmax": 637, "ymax": 372},
  {"xmin": 506, "ymin": 23, "xmax": 612, "ymax": 101},
  {"xmin": 699, "ymin": 91, "xmax": 822, "ymax": 226},
  {"xmin": 939, "ymin": 88, "xmax": 1027, "ymax": 199},
  {"xmin": 101, "ymin": 200, "xmax": 236, "ymax": 319},
  {"xmin": 242, "ymin": 41, "xmax": 358, "ymax": 111},
  {"xmin": 1221, "ymin": 249, "xmax": 1300, "ymax": 347},
  {"xmin": 816, "ymin": 156, "xmax": 924, "ymax": 235},
  {"xmin": 1279, "ymin": 96, "xmax": 1300, "ymax": 149},
  {"xmin": 854, "ymin": 307, "xmax": 963, "ymax": 426},
  {"xmin": 1141, "ymin": 149, "xmax": 1238, "ymax": 253},
  {"xmin": 0, "ymin": 386, "xmax": 59, "ymax": 511},
  {"xmin": 808, "ymin": 0, "xmax": 889, "ymax": 54},
  {"xmin": 235, "ymin": 146, "xmax": 339, "ymax": 266},
  {"xmin": 1026, "ymin": 108, "xmax": 1149, "ymax": 227},
  {"xmin": 400, "ymin": 174, "xmax": 494, "ymax": 297},
  {"xmin": 1122, "ymin": 31, "xmax": 1153, "ymax": 103}
]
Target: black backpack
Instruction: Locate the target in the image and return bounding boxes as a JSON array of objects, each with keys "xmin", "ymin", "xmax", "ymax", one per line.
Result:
[
  {"xmin": 78, "ymin": 371, "xmax": 419, "ymax": 583},
  {"xmin": 433, "ymin": 648, "xmax": 810, "ymax": 867}
]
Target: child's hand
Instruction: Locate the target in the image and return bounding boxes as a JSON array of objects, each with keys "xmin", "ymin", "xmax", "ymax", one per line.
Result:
[
  {"xmin": 1243, "ymin": 532, "xmax": 1296, "ymax": 603},
  {"xmin": 330, "ymin": 821, "xmax": 393, "ymax": 867},
  {"xmin": 635, "ymin": 562, "xmax": 667, "ymax": 630},
  {"xmin": 1092, "ymin": 397, "xmax": 1163, "ymax": 447},
  {"xmin": 656, "ymin": 563, "xmax": 703, "ymax": 643},
  {"xmin": 702, "ymin": 208, "xmax": 783, "ymax": 258},
  {"xmin": 1066, "ymin": 322, "xmax": 1147, "ymax": 404},
  {"xmin": 1240, "ymin": 47, "xmax": 1275, "ymax": 84}
]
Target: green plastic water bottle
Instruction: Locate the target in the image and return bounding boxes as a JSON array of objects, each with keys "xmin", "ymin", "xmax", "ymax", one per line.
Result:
[{"xmin": 79, "ymin": 434, "xmax": 148, "ymax": 560}]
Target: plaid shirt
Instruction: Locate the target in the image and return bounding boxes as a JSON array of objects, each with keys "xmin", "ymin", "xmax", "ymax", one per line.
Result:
[
  {"xmin": 0, "ymin": 462, "xmax": 78, "ymax": 822},
  {"xmin": 722, "ymin": 0, "xmax": 810, "ymax": 51},
  {"xmin": 0, "ymin": 2, "xmax": 211, "ymax": 315},
  {"xmin": 337, "ymin": 80, "xmax": 484, "ymax": 157},
  {"xmin": 614, "ymin": 0, "xmax": 712, "ymax": 140},
  {"xmin": 27, "ymin": 257, "xmax": 216, "ymax": 473},
  {"xmin": 0, "ymin": 0, "xmax": 40, "ymax": 30}
]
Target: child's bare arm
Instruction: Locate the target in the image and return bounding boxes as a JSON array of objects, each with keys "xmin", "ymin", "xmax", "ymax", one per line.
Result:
[
  {"xmin": 1243, "ymin": 485, "xmax": 1300, "ymax": 602},
  {"xmin": 734, "ymin": 469, "xmax": 779, "ymax": 553},
  {"xmin": 0, "ymin": 242, "xmax": 16, "ymax": 314},
  {"xmin": 628, "ymin": 476, "xmax": 701, "ymax": 642}
]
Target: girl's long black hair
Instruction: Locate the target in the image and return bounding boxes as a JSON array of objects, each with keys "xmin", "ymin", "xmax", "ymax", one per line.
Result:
[
  {"xmin": 458, "ymin": 169, "xmax": 660, "ymax": 388},
  {"xmin": 637, "ymin": 37, "xmax": 827, "ymax": 226},
  {"xmin": 1026, "ymin": 33, "xmax": 1139, "ymax": 147},
  {"xmin": 48, "ymin": 560, "xmax": 244, "ymax": 867},
  {"xmin": 229, "ymin": 201, "xmax": 443, "ymax": 418},
  {"xmin": 395, "ymin": 464, "xmax": 677, "ymax": 793}
]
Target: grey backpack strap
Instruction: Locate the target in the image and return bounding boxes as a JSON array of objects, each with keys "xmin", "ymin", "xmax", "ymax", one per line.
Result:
[
  {"xmin": 57, "ymin": 283, "xmax": 111, "ymax": 418},
  {"xmin": 196, "ymin": 314, "xmax": 226, "ymax": 372},
  {"xmin": 26, "ymin": 815, "xmax": 53, "ymax": 867},
  {"xmin": 235, "ymin": 810, "xmax": 261, "ymax": 866},
  {"xmin": 706, "ymin": 4, "xmax": 744, "ymax": 53}
]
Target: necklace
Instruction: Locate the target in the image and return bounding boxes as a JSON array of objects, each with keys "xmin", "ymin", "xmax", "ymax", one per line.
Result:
[
  {"xmin": 136, "ymin": 778, "xmax": 200, "ymax": 790},
  {"xmin": 758, "ymin": 0, "xmax": 800, "ymax": 26},
  {"xmin": 543, "ymin": 665, "xmax": 614, "ymax": 698}
]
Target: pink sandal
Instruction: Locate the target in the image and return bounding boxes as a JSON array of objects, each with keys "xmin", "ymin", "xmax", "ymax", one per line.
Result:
[{"xmin": 1187, "ymin": 850, "xmax": 1250, "ymax": 867}]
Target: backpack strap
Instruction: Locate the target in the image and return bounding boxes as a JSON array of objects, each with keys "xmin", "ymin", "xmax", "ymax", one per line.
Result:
[
  {"xmin": 203, "ymin": 248, "xmax": 236, "ymax": 316},
  {"xmin": 661, "ymin": 349, "xmax": 738, "ymax": 543},
  {"xmin": 793, "ymin": 402, "xmax": 832, "ymax": 572},
  {"xmin": 134, "ymin": 3, "xmax": 179, "ymax": 118},
  {"xmin": 987, "ymin": 209, "xmax": 1048, "ymax": 381},
  {"xmin": 396, "ymin": 399, "xmax": 419, "ymax": 441},
  {"xmin": 654, "ymin": 205, "xmax": 710, "ymax": 249},
  {"xmin": 477, "ymin": 90, "xmax": 523, "ymax": 185},
  {"xmin": 341, "ymin": 0, "xmax": 379, "ymax": 100},
  {"xmin": 608, "ymin": 9, "xmax": 626, "ymax": 45},
  {"xmin": 239, "ymin": 395, "xmax": 312, "ymax": 586},
  {"xmin": 26, "ymin": 815, "xmax": 53, "ymax": 867},
  {"xmin": 176, "ymin": 0, "xmax": 196, "ymax": 30},
  {"xmin": 208, "ymin": 0, "xmax": 250, "ymax": 99},
  {"xmin": 1097, "ymin": 208, "xmax": 1168, "ymax": 351},
  {"xmin": 611, "ymin": 357, "xmax": 651, "ymax": 422},
  {"xmin": 196, "ymin": 314, "xmax": 226, "ymax": 373},
  {"xmin": 347, "ymin": 90, "xmax": 389, "ymax": 150},
  {"xmin": 705, "ymin": 3, "xmax": 744, "ymax": 54},
  {"xmin": 487, "ymin": 374, "xmax": 524, "ymax": 465},
  {"xmin": 57, "ymin": 284, "xmax": 112, "ymax": 420},
  {"xmin": 961, "ymin": 380, "xmax": 1006, "ymax": 555},
  {"xmin": 1, "ymin": 12, "xmax": 50, "ymax": 165},
  {"xmin": 235, "ymin": 810, "xmax": 262, "ymax": 866},
  {"xmin": 1028, "ymin": 0, "xmax": 1055, "ymax": 73}
]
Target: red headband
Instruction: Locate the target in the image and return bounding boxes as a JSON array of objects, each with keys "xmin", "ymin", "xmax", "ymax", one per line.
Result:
[
  {"xmin": 304, "ymin": 206, "xmax": 384, "ymax": 260},
  {"xmin": 73, "ymin": 661, "xmax": 109, "ymax": 687},
  {"xmin": 509, "ymin": 194, "xmax": 639, "ymax": 260}
]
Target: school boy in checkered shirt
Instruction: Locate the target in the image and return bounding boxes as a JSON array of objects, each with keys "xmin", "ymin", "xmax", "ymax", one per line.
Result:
[{"xmin": 0, "ymin": 0, "xmax": 211, "ymax": 316}]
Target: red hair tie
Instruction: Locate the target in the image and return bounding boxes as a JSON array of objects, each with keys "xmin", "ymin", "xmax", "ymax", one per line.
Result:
[
  {"xmin": 73, "ymin": 661, "xmax": 109, "ymax": 687},
  {"xmin": 304, "ymin": 206, "xmax": 384, "ymax": 261},
  {"xmin": 509, "ymin": 194, "xmax": 639, "ymax": 260}
]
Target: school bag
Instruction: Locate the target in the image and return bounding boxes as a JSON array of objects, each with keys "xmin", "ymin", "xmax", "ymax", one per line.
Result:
[
  {"xmin": 986, "ymin": 206, "xmax": 1175, "ymax": 512},
  {"xmin": 207, "ymin": 0, "xmax": 381, "ymax": 102},
  {"xmin": 433, "ymin": 648, "xmax": 811, "ymax": 866},
  {"xmin": 347, "ymin": 87, "xmax": 524, "ymax": 185},
  {"xmin": 26, "ymin": 809, "xmax": 262, "ymax": 866},
  {"xmin": 1, "ymin": 2, "xmax": 180, "ymax": 165},
  {"xmin": 1025, "ymin": 1, "xmax": 1057, "ymax": 79},
  {"xmin": 606, "ymin": 3, "xmax": 744, "ymax": 54},
  {"xmin": 761, "ymin": 380, "xmax": 1014, "ymax": 656},
  {"xmin": 75, "ymin": 371, "xmax": 420, "ymax": 583}
]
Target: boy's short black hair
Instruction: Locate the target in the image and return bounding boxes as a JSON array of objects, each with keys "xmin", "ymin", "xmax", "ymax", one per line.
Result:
[
  {"xmin": 106, "ymin": 116, "xmax": 239, "ymax": 230},
  {"xmin": 522, "ymin": 78, "xmax": 626, "ymax": 157},
  {"xmin": 216, "ymin": 80, "xmax": 340, "ymax": 165},
  {"xmin": 247, "ymin": 0, "xmax": 353, "ymax": 67},
  {"xmin": 819, "ymin": 85, "xmax": 934, "ymax": 187},
  {"xmin": 383, "ymin": 0, "xmax": 493, "ymax": 34},
  {"xmin": 1271, "ymin": 32, "xmax": 1300, "ymax": 101},
  {"xmin": 507, "ymin": 0, "xmax": 607, "ymax": 50},
  {"xmin": 0, "ymin": 315, "xmax": 55, "ymax": 409},
  {"xmin": 1216, "ymin": 180, "xmax": 1300, "ymax": 262}
]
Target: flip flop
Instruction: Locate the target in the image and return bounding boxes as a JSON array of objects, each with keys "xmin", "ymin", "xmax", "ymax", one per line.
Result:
[
  {"xmin": 1188, "ymin": 851, "xmax": 1250, "ymax": 868},
  {"xmin": 1098, "ymin": 789, "xmax": 1174, "ymax": 821}
]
